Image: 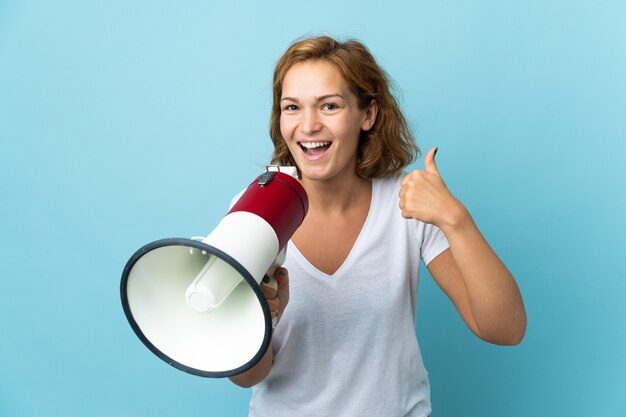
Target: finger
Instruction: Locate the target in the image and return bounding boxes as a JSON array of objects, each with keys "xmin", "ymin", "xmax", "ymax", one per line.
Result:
[
  {"xmin": 274, "ymin": 267, "xmax": 289, "ymax": 289},
  {"xmin": 424, "ymin": 146, "xmax": 439, "ymax": 174},
  {"xmin": 400, "ymin": 170, "xmax": 423, "ymax": 188},
  {"xmin": 267, "ymin": 298, "xmax": 280, "ymax": 312},
  {"xmin": 400, "ymin": 171, "xmax": 411, "ymax": 187},
  {"xmin": 260, "ymin": 282, "xmax": 278, "ymax": 299}
]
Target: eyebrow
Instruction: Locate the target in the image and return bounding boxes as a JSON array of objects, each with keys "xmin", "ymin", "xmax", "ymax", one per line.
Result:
[{"xmin": 280, "ymin": 94, "xmax": 346, "ymax": 103}]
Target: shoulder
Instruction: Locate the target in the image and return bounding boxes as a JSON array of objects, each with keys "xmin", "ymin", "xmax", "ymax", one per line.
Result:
[
  {"xmin": 373, "ymin": 172, "xmax": 449, "ymax": 257},
  {"xmin": 373, "ymin": 171, "xmax": 408, "ymax": 195},
  {"xmin": 370, "ymin": 171, "xmax": 409, "ymax": 218}
]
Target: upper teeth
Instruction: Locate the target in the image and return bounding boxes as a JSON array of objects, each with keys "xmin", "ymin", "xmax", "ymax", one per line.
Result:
[{"xmin": 301, "ymin": 141, "xmax": 330, "ymax": 149}]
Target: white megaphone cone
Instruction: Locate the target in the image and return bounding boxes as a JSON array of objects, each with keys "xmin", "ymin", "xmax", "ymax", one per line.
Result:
[{"xmin": 120, "ymin": 166, "xmax": 308, "ymax": 377}]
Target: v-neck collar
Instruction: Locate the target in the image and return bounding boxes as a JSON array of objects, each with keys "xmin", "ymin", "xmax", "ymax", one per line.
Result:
[{"xmin": 287, "ymin": 178, "xmax": 379, "ymax": 286}]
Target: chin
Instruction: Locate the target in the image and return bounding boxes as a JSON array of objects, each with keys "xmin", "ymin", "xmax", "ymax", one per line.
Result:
[{"xmin": 298, "ymin": 166, "xmax": 330, "ymax": 182}]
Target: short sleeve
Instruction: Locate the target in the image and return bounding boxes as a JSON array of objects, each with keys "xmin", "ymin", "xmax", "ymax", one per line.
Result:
[{"xmin": 420, "ymin": 223, "xmax": 450, "ymax": 266}]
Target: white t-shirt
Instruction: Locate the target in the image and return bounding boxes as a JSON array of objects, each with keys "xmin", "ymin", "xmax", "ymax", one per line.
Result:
[{"xmin": 248, "ymin": 173, "xmax": 449, "ymax": 417}]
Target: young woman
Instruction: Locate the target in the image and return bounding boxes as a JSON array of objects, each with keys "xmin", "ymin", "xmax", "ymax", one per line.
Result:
[{"xmin": 230, "ymin": 35, "xmax": 527, "ymax": 417}]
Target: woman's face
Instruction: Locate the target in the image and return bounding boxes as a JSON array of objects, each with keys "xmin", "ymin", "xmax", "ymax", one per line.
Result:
[{"xmin": 279, "ymin": 60, "xmax": 376, "ymax": 183}]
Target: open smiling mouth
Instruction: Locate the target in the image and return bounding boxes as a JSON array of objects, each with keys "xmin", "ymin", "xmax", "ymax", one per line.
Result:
[{"xmin": 299, "ymin": 141, "xmax": 332, "ymax": 156}]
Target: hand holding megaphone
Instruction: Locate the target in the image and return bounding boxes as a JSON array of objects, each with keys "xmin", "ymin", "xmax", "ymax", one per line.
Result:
[{"xmin": 260, "ymin": 264, "xmax": 289, "ymax": 328}]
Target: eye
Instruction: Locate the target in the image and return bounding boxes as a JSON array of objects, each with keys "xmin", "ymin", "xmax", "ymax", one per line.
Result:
[
  {"xmin": 282, "ymin": 104, "xmax": 298, "ymax": 112},
  {"xmin": 322, "ymin": 103, "xmax": 338, "ymax": 111}
]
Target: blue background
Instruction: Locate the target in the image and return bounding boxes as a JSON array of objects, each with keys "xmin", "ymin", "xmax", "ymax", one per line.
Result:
[{"xmin": 1, "ymin": 1, "xmax": 625, "ymax": 416}]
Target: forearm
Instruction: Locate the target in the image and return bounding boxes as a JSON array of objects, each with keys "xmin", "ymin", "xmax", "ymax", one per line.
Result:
[
  {"xmin": 441, "ymin": 206, "xmax": 527, "ymax": 345},
  {"xmin": 228, "ymin": 340, "xmax": 274, "ymax": 388}
]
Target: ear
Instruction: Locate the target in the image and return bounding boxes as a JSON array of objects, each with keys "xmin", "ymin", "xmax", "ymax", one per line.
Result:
[{"xmin": 361, "ymin": 99, "xmax": 378, "ymax": 131}]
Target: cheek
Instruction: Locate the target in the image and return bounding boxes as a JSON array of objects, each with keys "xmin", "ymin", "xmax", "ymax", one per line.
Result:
[
  {"xmin": 334, "ymin": 117, "xmax": 361, "ymax": 144},
  {"xmin": 279, "ymin": 117, "xmax": 293, "ymax": 140}
]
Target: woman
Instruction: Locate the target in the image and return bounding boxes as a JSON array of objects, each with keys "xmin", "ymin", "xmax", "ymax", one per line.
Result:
[{"xmin": 230, "ymin": 35, "xmax": 527, "ymax": 417}]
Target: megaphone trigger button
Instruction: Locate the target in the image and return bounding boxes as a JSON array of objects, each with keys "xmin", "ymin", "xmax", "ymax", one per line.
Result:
[
  {"xmin": 262, "ymin": 274, "xmax": 271, "ymax": 284},
  {"xmin": 258, "ymin": 171, "xmax": 275, "ymax": 186}
]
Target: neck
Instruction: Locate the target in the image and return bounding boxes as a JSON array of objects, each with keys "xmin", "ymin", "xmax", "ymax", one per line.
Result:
[{"xmin": 300, "ymin": 173, "xmax": 371, "ymax": 215}]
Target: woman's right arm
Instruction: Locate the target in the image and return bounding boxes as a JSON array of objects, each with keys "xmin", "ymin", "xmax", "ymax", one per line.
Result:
[
  {"xmin": 228, "ymin": 267, "xmax": 289, "ymax": 388},
  {"xmin": 228, "ymin": 339, "xmax": 274, "ymax": 388}
]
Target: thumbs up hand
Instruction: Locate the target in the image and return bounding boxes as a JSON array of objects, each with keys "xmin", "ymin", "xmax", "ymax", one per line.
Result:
[{"xmin": 399, "ymin": 147, "xmax": 467, "ymax": 230}]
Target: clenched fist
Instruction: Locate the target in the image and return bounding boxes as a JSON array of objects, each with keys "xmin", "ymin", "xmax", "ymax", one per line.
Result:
[{"xmin": 399, "ymin": 147, "xmax": 467, "ymax": 230}]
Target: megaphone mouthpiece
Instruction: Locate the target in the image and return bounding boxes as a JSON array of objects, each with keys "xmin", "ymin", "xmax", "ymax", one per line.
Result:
[{"xmin": 185, "ymin": 254, "xmax": 243, "ymax": 313}]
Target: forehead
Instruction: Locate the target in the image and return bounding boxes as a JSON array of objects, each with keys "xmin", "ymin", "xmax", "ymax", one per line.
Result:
[{"xmin": 281, "ymin": 60, "xmax": 351, "ymax": 97}]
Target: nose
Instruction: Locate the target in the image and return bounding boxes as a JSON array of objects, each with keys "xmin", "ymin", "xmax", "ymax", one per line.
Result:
[{"xmin": 300, "ymin": 108, "xmax": 322, "ymax": 135}]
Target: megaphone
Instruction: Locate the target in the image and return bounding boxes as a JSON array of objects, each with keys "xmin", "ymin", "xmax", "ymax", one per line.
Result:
[{"xmin": 120, "ymin": 166, "xmax": 308, "ymax": 378}]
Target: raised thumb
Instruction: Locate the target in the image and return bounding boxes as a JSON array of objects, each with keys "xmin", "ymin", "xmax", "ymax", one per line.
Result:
[{"xmin": 424, "ymin": 146, "xmax": 439, "ymax": 174}]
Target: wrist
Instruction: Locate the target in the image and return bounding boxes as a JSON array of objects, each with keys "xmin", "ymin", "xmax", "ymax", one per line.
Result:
[{"xmin": 439, "ymin": 201, "xmax": 473, "ymax": 235}]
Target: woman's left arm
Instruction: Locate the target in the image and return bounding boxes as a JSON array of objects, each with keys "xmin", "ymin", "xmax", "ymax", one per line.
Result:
[{"xmin": 399, "ymin": 147, "xmax": 527, "ymax": 345}]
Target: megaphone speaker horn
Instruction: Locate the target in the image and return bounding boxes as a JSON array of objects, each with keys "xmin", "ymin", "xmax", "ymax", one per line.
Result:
[{"xmin": 120, "ymin": 167, "xmax": 308, "ymax": 377}]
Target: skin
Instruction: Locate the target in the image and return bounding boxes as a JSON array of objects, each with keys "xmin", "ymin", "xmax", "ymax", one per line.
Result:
[
  {"xmin": 400, "ymin": 147, "xmax": 527, "ymax": 344},
  {"xmin": 229, "ymin": 60, "xmax": 527, "ymax": 388}
]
